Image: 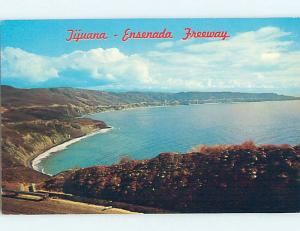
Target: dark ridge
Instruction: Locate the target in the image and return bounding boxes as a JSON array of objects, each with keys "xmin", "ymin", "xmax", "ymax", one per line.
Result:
[{"xmin": 43, "ymin": 142, "xmax": 300, "ymax": 213}]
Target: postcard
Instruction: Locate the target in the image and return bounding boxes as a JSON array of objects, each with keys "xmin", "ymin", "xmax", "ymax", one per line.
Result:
[{"xmin": 1, "ymin": 18, "xmax": 299, "ymax": 214}]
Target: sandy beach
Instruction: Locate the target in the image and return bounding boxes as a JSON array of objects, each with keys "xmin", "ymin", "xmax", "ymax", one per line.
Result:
[{"xmin": 31, "ymin": 127, "xmax": 112, "ymax": 175}]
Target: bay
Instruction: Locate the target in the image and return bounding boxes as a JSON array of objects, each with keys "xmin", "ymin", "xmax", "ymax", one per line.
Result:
[{"xmin": 38, "ymin": 100, "xmax": 300, "ymax": 175}]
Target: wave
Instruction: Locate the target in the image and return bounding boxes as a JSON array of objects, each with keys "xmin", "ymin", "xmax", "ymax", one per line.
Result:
[{"xmin": 31, "ymin": 127, "xmax": 112, "ymax": 175}]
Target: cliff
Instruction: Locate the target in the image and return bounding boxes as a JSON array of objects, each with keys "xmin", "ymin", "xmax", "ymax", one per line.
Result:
[
  {"xmin": 43, "ymin": 142, "xmax": 300, "ymax": 213},
  {"xmin": 2, "ymin": 119, "xmax": 108, "ymax": 168},
  {"xmin": 1, "ymin": 85, "xmax": 111, "ymax": 183}
]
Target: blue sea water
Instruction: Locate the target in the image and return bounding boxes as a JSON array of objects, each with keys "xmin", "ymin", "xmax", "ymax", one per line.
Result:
[{"xmin": 38, "ymin": 100, "xmax": 300, "ymax": 175}]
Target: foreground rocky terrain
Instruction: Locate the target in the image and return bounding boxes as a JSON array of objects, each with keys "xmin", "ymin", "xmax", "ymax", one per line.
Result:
[
  {"xmin": 2, "ymin": 197, "xmax": 135, "ymax": 214},
  {"xmin": 43, "ymin": 142, "xmax": 300, "ymax": 213}
]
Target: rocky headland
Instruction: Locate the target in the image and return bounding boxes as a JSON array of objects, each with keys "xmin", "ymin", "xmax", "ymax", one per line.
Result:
[{"xmin": 43, "ymin": 142, "xmax": 300, "ymax": 213}]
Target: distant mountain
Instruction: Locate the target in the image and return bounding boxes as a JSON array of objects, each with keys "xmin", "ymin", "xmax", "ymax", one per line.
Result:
[{"xmin": 2, "ymin": 85, "xmax": 297, "ymax": 108}]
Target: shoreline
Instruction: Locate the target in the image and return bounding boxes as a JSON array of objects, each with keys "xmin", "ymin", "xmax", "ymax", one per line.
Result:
[
  {"xmin": 84, "ymin": 99, "xmax": 300, "ymax": 117},
  {"xmin": 30, "ymin": 99, "xmax": 300, "ymax": 176},
  {"xmin": 31, "ymin": 127, "xmax": 112, "ymax": 176}
]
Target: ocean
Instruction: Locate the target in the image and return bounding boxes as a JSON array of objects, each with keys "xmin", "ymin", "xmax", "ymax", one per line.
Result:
[{"xmin": 36, "ymin": 100, "xmax": 300, "ymax": 175}]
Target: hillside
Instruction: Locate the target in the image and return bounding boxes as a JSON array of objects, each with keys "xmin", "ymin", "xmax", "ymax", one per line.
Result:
[
  {"xmin": 43, "ymin": 142, "xmax": 300, "ymax": 213},
  {"xmin": 2, "ymin": 85, "xmax": 297, "ymax": 109},
  {"xmin": 2, "ymin": 85, "xmax": 297, "ymax": 122},
  {"xmin": 2, "ymin": 86, "xmax": 114, "ymax": 183}
]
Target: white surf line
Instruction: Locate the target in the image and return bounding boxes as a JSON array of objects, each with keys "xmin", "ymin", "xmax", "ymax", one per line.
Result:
[{"xmin": 32, "ymin": 127, "xmax": 112, "ymax": 175}]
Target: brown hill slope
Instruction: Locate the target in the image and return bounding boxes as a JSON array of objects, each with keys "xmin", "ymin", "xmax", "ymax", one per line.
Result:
[
  {"xmin": 1, "ymin": 85, "xmax": 111, "ymax": 182},
  {"xmin": 2, "ymin": 85, "xmax": 297, "ymax": 122}
]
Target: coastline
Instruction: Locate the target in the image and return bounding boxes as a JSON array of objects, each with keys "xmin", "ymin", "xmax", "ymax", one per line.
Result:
[
  {"xmin": 30, "ymin": 99, "xmax": 300, "ymax": 176},
  {"xmin": 84, "ymin": 99, "xmax": 300, "ymax": 117},
  {"xmin": 31, "ymin": 127, "xmax": 112, "ymax": 176}
]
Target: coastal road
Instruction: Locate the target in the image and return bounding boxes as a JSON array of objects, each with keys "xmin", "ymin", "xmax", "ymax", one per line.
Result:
[{"xmin": 2, "ymin": 197, "xmax": 136, "ymax": 214}]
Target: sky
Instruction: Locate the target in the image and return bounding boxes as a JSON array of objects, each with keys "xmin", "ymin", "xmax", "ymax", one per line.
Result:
[{"xmin": 1, "ymin": 18, "xmax": 300, "ymax": 95}]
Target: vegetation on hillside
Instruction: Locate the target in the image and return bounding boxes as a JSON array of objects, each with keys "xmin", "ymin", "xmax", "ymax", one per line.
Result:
[{"xmin": 43, "ymin": 142, "xmax": 300, "ymax": 212}]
